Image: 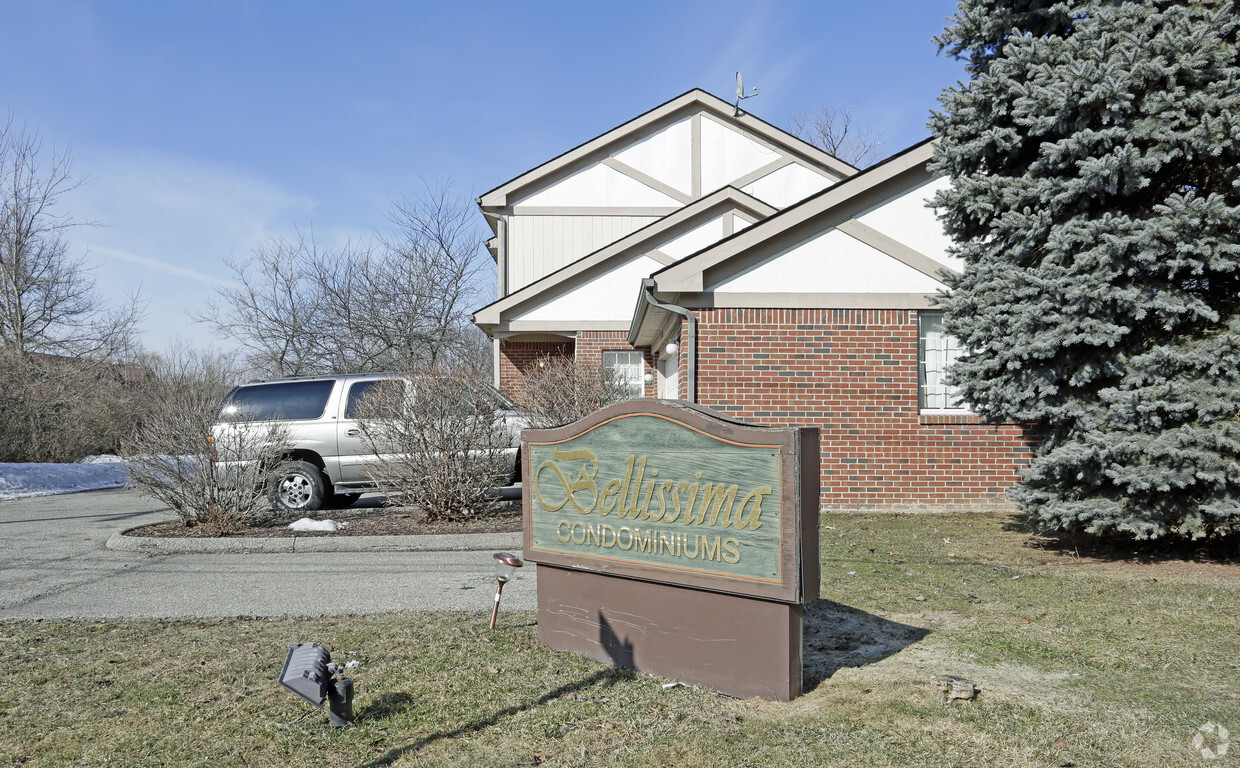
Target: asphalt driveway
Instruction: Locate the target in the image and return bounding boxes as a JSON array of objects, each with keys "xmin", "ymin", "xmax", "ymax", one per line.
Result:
[{"xmin": 0, "ymin": 489, "xmax": 535, "ymax": 620}]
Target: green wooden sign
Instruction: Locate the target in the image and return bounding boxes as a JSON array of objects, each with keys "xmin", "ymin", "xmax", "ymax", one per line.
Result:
[{"xmin": 522, "ymin": 400, "xmax": 818, "ymax": 603}]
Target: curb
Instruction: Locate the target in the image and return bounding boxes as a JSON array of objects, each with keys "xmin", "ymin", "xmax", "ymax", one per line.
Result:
[{"xmin": 106, "ymin": 526, "xmax": 523, "ymax": 555}]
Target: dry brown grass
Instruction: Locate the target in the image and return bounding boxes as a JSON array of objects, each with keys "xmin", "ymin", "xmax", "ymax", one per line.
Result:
[{"xmin": 3, "ymin": 511, "xmax": 1237, "ymax": 767}]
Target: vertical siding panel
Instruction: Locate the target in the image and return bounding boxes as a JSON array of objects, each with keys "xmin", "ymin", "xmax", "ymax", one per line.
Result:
[
  {"xmin": 506, "ymin": 214, "xmax": 662, "ymax": 290},
  {"xmin": 573, "ymin": 217, "xmax": 585, "ymax": 271},
  {"xmin": 506, "ymin": 217, "xmax": 519, "ymax": 291},
  {"xmin": 522, "ymin": 218, "xmax": 536, "ymax": 289},
  {"xmin": 549, "ymin": 217, "xmax": 563, "ymax": 275}
]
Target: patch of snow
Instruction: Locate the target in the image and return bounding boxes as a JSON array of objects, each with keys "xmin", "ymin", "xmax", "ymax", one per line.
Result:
[
  {"xmin": 80, "ymin": 454, "xmax": 125, "ymax": 465},
  {"xmin": 288, "ymin": 518, "xmax": 348, "ymax": 532},
  {"xmin": 0, "ymin": 459, "xmax": 130, "ymax": 500}
]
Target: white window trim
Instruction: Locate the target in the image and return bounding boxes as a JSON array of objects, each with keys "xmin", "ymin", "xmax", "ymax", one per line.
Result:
[
  {"xmin": 603, "ymin": 350, "xmax": 645, "ymax": 400},
  {"xmin": 918, "ymin": 311, "xmax": 971, "ymax": 415}
]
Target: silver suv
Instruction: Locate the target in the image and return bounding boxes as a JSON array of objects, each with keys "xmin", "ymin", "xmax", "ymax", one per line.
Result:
[{"xmin": 212, "ymin": 373, "xmax": 522, "ymax": 512}]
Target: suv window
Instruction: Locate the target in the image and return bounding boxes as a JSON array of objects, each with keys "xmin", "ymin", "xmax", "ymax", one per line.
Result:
[
  {"xmin": 219, "ymin": 380, "xmax": 336, "ymax": 421},
  {"xmin": 344, "ymin": 379, "xmax": 402, "ymax": 419}
]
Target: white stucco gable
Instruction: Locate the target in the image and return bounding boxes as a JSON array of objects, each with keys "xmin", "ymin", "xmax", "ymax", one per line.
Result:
[
  {"xmin": 708, "ymin": 227, "xmax": 946, "ymax": 294},
  {"xmin": 477, "ymin": 89, "xmax": 857, "ymax": 295},
  {"xmin": 514, "ymin": 253, "xmax": 667, "ymax": 324},
  {"xmin": 854, "ymin": 175, "xmax": 960, "ymax": 273},
  {"xmin": 610, "ymin": 116, "xmax": 694, "ymax": 197},
  {"xmin": 630, "ymin": 140, "xmax": 957, "ymax": 344}
]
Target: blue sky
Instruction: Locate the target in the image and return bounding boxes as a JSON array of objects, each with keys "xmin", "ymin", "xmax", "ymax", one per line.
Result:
[{"xmin": 5, "ymin": 0, "xmax": 965, "ymax": 352}]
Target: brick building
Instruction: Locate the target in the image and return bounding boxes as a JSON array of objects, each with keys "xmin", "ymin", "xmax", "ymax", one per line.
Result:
[{"xmin": 472, "ymin": 90, "xmax": 1035, "ymax": 510}]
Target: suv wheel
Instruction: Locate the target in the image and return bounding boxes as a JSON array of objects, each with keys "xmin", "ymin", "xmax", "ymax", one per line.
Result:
[{"xmin": 269, "ymin": 460, "xmax": 328, "ymax": 513}]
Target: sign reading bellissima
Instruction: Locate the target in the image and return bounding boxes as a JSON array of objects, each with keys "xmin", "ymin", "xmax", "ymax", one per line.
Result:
[{"xmin": 523, "ymin": 400, "xmax": 818, "ymax": 604}]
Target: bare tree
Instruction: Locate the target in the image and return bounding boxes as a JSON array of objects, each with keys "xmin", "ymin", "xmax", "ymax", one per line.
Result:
[
  {"xmin": 196, "ymin": 232, "xmax": 347, "ymax": 377},
  {"xmin": 374, "ymin": 184, "xmax": 487, "ymax": 368},
  {"xmin": 789, "ymin": 105, "xmax": 886, "ymax": 168},
  {"xmin": 513, "ymin": 355, "xmax": 630, "ymax": 429},
  {"xmin": 197, "ymin": 185, "xmax": 488, "ymax": 377},
  {"xmin": 0, "ymin": 118, "xmax": 146, "ymax": 463},
  {"xmin": 0, "ymin": 117, "xmax": 142, "ymax": 361},
  {"xmin": 354, "ymin": 367, "xmax": 515, "ymax": 523}
]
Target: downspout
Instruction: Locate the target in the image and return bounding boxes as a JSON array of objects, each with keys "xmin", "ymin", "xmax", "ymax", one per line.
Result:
[
  {"xmin": 639, "ymin": 279, "xmax": 697, "ymax": 403},
  {"xmin": 478, "ymin": 208, "xmax": 508, "ymax": 390}
]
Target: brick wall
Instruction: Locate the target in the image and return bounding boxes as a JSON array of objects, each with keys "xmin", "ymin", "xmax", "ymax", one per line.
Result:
[
  {"xmin": 498, "ymin": 332, "xmax": 655, "ymax": 400},
  {"xmin": 573, "ymin": 331, "xmax": 656, "ymax": 398},
  {"xmin": 498, "ymin": 339, "xmax": 573, "ymax": 400},
  {"xmin": 691, "ymin": 308, "xmax": 1036, "ymax": 510}
]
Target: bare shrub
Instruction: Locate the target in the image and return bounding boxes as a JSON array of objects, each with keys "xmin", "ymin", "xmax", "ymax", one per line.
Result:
[
  {"xmin": 513, "ymin": 355, "xmax": 631, "ymax": 429},
  {"xmin": 354, "ymin": 368, "xmax": 516, "ymax": 523},
  {"xmin": 122, "ymin": 347, "xmax": 290, "ymax": 534},
  {"xmin": 0, "ymin": 348, "xmax": 147, "ymax": 463}
]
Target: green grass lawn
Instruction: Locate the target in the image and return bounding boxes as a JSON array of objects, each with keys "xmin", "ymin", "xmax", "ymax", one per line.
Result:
[{"xmin": 4, "ymin": 512, "xmax": 1237, "ymax": 767}]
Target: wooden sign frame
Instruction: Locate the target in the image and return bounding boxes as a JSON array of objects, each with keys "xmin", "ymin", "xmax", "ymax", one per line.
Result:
[
  {"xmin": 521, "ymin": 400, "xmax": 820, "ymax": 701},
  {"xmin": 523, "ymin": 400, "xmax": 819, "ymax": 604}
]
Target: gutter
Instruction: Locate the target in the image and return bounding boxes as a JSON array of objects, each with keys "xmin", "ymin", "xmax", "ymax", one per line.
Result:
[{"xmin": 630, "ymin": 278, "xmax": 697, "ymax": 403}]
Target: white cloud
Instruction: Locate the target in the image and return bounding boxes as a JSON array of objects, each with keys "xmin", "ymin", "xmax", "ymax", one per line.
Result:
[
  {"xmin": 58, "ymin": 145, "xmax": 330, "ymax": 352},
  {"xmin": 90, "ymin": 245, "xmax": 241, "ymax": 289}
]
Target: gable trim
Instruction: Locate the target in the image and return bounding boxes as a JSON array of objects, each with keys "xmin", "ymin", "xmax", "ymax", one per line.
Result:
[
  {"xmin": 507, "ymin": 206, "xmax": 681, "ymax": 216},
  {"xmin": 652, "ymin": 139, "xmax": 938, "ymax": 293},
  {"xmin": 727, "ymin": 158, "xmax": 797, "ymax": 194},
  {"xmin": 835, "ymin": 220, "xmax": 959, "ymax": 281},
  {"xmin": 472, "ymin": 186, "xmax": 779, "ymax": 331},
  {"xmin": 477, "ymin": 89, "xmax": 857, "ymax": 209},
  {"xmin": 684, "ymin": 292, "xmax": 940, "ymax": 310},
  {"xmin": 600, "ymin": 157, "xmax": 694, "ymax": 205},
  {"xmin": 691, "ymin": 113, "xmax": 703, "ymax": 197},
  {"xmin": 646, "ymin": 248, "xmax": 677, "ymax": 266}
]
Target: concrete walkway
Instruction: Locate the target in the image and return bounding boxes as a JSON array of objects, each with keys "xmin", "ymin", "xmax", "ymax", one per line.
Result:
[{"xmin": 0, "ymin": 489, "xmax": 535, "ymax": 621}]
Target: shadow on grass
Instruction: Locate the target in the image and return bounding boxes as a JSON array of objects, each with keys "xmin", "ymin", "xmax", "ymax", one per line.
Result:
[
  {"xmin": 801, "ymin": 599, "xmax": 930, "ymax": 692},
  {"xmin": 1002, "ymin": 513, "xmax": 1240, "ymax": 565},
  {"xmin": 355, "ymin": 692, "xmax": 418, "ymax": 722},
  {"xmin": 354, "ymin": 666, "xmax": 633, "ymax": 768}
]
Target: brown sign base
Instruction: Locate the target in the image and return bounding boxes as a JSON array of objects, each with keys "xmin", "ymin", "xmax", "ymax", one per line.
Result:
[{"xmin": 537, "ymin": 564, "xmax": 803, "ymax": 701}]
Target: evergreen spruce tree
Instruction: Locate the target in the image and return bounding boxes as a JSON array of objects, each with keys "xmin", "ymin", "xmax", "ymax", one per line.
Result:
[{"xmin": 930, "ymin": 1, "xmax": 1240, "ymax": 539}]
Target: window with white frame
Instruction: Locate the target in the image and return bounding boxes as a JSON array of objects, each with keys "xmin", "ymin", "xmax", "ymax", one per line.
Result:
[
  {"xmin": 603, "ymin": 350, "xmax": 645, "ymax": 399},
  {"xmin": 918, "ymin": 312, "xmax": 968, "ymax": 412}
]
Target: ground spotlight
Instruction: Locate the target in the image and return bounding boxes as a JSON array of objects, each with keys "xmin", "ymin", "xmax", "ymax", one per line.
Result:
[{"xmin": 278, "ymin": 642, "xmax": 354, "ymax": 728}]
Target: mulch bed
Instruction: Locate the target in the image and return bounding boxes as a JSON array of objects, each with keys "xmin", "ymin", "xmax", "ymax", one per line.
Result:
[{"xmin": 129, "ymin": 498, "xmax": 522, "ymax": 538}]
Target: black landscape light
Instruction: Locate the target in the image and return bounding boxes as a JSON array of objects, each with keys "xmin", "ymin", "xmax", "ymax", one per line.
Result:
[
  {"xmin": 489, "ymin": 552, "xmax": 524, "ymax": 629},
  {"xmin": 278, "ymin": 642, "xmax": 354, "ymax": 728}
]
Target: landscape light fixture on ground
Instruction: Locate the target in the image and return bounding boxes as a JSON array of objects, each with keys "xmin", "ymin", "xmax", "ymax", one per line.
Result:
[
  {"xmin": 277, "ymin": 642, "xmax": 354, "ymax": 728},
  {"xmin": 490, "ymin": 552, "xmax": 524, "ymax": 629}
]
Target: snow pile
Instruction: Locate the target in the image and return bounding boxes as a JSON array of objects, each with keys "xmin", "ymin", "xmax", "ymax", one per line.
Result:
[
  {"xmin": 0, "ymin": 457, "xmax": 130, "ymax": 500},
  {"xmin": 288, "ymin": 518, "xmax": 348, "ymax": 532}
]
